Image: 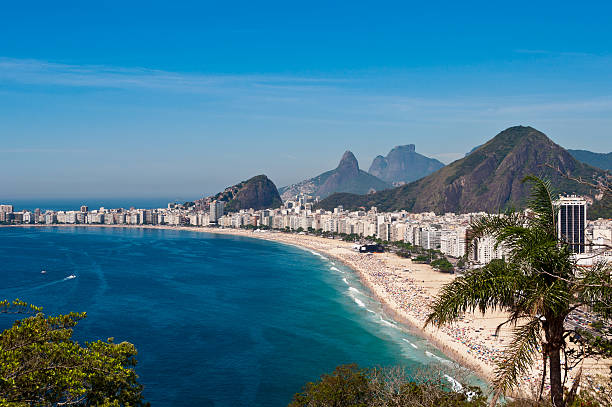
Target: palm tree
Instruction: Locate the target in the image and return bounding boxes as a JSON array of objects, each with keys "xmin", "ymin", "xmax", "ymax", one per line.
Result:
[{"xmin": 425, "ymin": 176, "xmax": 612, "ymax": 407}]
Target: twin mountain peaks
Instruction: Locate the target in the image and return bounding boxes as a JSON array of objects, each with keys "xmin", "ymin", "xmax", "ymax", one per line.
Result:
[{"xmin": 205, "ymin": 126, "xmax": 611, "ymax": 219}]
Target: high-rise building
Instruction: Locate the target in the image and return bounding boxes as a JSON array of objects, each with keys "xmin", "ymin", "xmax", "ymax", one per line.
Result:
[
  {"xmin": 0, "ymin": 204, "xmax": 14, "ymax": 213},
  {"xmin": 209, "ymin": 201, "xmax": 225, "ymax": 223},
  {"xmin": 80, "ymin": 205, "xmax": 89, "ymax": 213},
  {"xmin": 556, "ymin": 195, "xmax": 587, "ymax": 254}
]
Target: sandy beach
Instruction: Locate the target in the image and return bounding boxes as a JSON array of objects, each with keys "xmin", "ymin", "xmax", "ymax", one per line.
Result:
[{"xmin": 4, "ymin": 224, "xmax": 610, "ymax": 393}]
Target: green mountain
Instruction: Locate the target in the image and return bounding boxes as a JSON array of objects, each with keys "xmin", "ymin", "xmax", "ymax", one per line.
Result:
[
  {"xmin": 213, "ymin": 174, "xmax": 282, "ymax": 212},
  {"xmin": 368, "ymin": 144, "xmax": 445, "ymax": 184},
  {"xmin": 319, "ymin": 126, "xmax": 610, "ymax": 218},
  {"xmin": 279, "ymin": 151, "xmax": 391, "ymax": 200},
  {"xmin": 568, "ymin": 149, "xmax": 612, "ymax": 171}
]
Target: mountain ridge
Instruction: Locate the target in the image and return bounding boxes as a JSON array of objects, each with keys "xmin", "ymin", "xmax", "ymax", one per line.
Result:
[
  {"xmin": 568, "ymin": 149, "xmax": 612, "ymax": 172},
  {"xmin": 318, "ymin": 126, "xmax": 610, "ymax": 218},
  {"xmin": 279, "ymin": 151, "xmax": 390, "ymax": 200}
]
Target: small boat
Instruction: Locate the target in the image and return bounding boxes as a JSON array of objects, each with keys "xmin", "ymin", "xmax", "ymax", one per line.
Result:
[
  {"xmin": 40, "ymin": 270, "xmax": 47, "ymax": 274},
  {"xmin": 66, "ymin": 274, "xmax": 76, "ymax": 280}
]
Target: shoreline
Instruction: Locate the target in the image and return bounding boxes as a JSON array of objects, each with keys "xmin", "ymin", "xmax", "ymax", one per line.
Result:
[
  {"xmin": 1, "ymin": 223, "xmax": 497, "ymax": 383},
  {"xmin": 3, "ymin": 223, "xmax": 610, "ymax": 392}
]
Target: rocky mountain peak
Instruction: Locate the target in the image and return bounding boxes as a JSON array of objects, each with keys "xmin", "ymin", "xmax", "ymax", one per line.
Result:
[
  {"xmin": 368, "ymin": 144, "xmax": 444, "ymax": 184},
  {"xmin": 391, "ymin": 144, "xmax": 415, "ymax": 153},
  {"xmin": 338, "ymin": 150, "xmax": 359, "ymax": 171}
]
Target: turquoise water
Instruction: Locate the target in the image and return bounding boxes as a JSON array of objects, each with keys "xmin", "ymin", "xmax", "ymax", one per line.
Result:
[{"xmin": 0, "ymin": 226, "xmax": 459, "ymax": 406}]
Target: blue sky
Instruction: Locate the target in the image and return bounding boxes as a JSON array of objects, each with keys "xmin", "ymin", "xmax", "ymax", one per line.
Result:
[{"xmin": 1, "ymin": 1, "xmax": 612, "ymax": 200}]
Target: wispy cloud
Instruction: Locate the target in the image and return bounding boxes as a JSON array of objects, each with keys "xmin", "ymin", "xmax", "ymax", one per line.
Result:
[
  {"xmin": 514, "ymin": 49, "xmax": 598, "ymax": 57},
  {"xmin": 0, "ymin": 148, "xmax": 88, "ymax": 154},
  {"xmin": 0, "ymin": 57, "xmax": 342, "ymax": 93}
]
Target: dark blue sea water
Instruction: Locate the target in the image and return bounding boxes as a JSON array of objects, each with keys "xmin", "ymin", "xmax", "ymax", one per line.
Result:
[{"xmin": 0, "ymin": 226, "xmax": 459, "ymax": 406}]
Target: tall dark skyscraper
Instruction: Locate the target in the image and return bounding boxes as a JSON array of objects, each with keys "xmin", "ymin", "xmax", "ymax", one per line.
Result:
[{"xmin": 556, "ymin": 196, "xmax": 587, "ymax": 254}]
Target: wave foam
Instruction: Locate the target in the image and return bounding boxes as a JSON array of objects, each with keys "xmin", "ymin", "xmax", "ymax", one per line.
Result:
[
  {"xmin": 353, "ymin": 297, "xmax": 366, "ymax": 308},
  {"xmin": 444, "ymin": 375, "xmax": 463, "ymax": 392},
  {"xmin": 402, "ymin": 339, "xmax": 418, "ymax": 349},
  {"xmin": 426, "ymin": 351, "xmax": 451, "ymax": 364},
  {"xmin": 378, "ymin": 317, "xmax": 397, "ymax": 328},
  {"xmin": 309, "ymin": 250, "xmax": 324, "ymax": 258}
]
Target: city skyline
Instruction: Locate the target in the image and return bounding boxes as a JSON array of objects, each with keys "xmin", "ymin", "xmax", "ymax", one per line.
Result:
[{"xmin": 2, "ymin": 1, "xmax": 612, "ymax": 199}]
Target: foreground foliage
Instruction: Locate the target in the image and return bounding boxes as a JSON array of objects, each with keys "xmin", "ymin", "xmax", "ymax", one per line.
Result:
[
  {"xmin": 0, "ymin": 299, "xmax": 148, "ymax": 406},
  {"xmin": 289, "ymin": 364, "xmax": 610, "ymax": 407},
  {"xmin": 425, "ymin": 177, "xmax": 612, "ymax": 407},
  {"xmin": 289, "ymin": 364, "xmax": 487, "ymax": 407}
]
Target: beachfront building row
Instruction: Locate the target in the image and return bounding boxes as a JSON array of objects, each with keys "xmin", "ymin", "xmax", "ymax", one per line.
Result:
[{"xmin": 1, "ymin": 195, "xmax": 610, "ymax": 266}]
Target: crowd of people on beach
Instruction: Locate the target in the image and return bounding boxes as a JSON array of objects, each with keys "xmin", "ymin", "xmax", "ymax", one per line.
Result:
[
  {"xmin": 283, "ymin": 237, "xmax": 551, "ymax": 389},
  {"xmin": 217, "ymin": 229, "xmax": 595, "ymax": 391}
]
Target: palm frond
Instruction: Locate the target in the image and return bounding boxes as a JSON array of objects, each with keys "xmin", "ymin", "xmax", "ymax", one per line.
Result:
[
  {"xmin": 522, "ymin": 175, "xmax": 557, "ymax": 237},
  {"xmin": 425, "ymin": 260, "xmax": 523, "ymax": 327},
  {"xmin": 490, "ymin": 318, "xmax": 542, "ymax": 406},
  {"xmin": 468, "ymin": 211, "xmax": 524, "ymax": 244}
]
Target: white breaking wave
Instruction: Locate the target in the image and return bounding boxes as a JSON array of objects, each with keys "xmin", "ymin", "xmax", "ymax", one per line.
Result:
[
  {"xmin": 330, "ymin": 266, "xmax": 340, "ymax": 272},
  {"xmin": 353, "ymin": 297, "xmax": 366, "ymax": 308},
  {"xmin": 444, "ymin": 375, "xmax": 463, "ymax": 392},
  {"xmin": 342, "ymin": 277, "xmax": 349, "ymax": 285},
  {"xmin": 378, "ymin": 317, "xmax": 397, "ymax": 328},
  {"xmin": 425, "ymin": 351, "xmax": 451, "ymax": 364},
  {"xmin": 402, "ymin": 339, "xmax": 418, "ymax": 349},
  {"xmin": 309, "ymin": 250, "xmax": 325, "ymax": 258},
  {"xmin": 348, "ymin": 286, "xmax": 361, "ymax": 294}
]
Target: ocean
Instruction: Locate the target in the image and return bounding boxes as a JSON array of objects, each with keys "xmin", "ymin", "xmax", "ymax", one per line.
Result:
[{"xmin": 0, "ymin": 226, "xmax": 461, "ymax": 406}]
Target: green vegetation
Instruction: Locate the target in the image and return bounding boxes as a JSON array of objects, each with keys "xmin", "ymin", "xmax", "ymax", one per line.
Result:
[
  {"xmin": 431, "ymin": 258, "xmax": 454, "ymax": 272},
  {"xmin": 288, "ymin": 364, "xmax": 487, "ymax": 407},
  {"xmin": 413, "ymin": 254, "xmax": 430, "ymax": 263},
  {"xmin": 0, "ymin": 299, "xmax": 147, "ymax": 406},
  {"xmin": 289, "ymin": 363, "xmax": 612, "ymax": 407},
  {"xmin": 213, "ymin": 174, "xmax": 282, "ymax": 212},
  {"xmin": 425, "ymin": 177, "xmax": 612, "ymax": 407},
  {"xmin": 317, "ymin": 126, "xmax": 612, "ymax": 219}
]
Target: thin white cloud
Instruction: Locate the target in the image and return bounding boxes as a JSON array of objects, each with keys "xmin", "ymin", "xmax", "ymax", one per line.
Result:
[
  {"xmin": 514, "ymin": 49, "xmax": 598, "ymax": 57},
  {"xmin": 0, "ymin": 57, "xmax": 342, "ymax": 93},
  {"xmin": 0, "ymin": 148, "xmax": 88, "ymax": 154}
]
